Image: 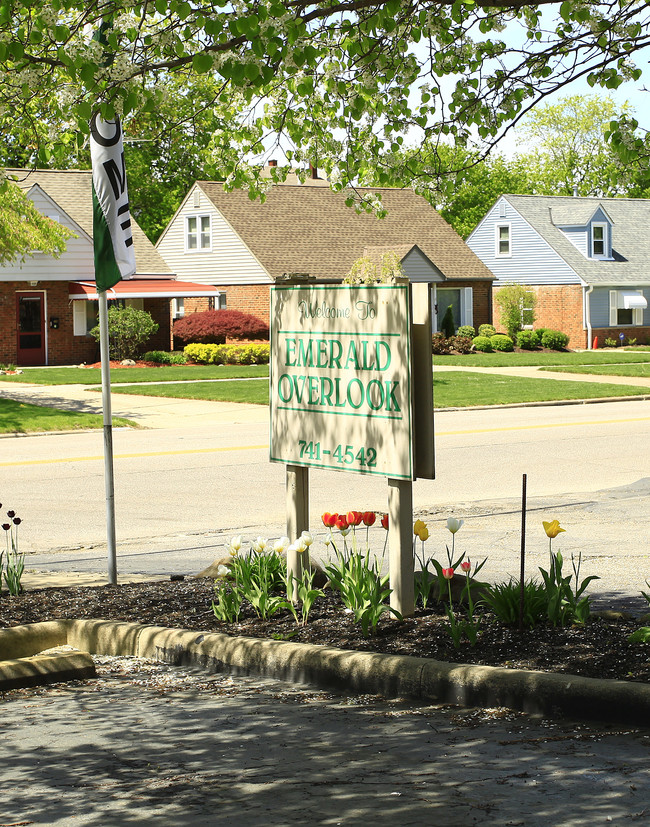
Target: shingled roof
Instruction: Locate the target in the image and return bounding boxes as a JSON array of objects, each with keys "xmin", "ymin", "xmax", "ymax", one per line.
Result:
[
  {"xmin": 197, "ymin": 181, "xmax": 493, "ymax": 282},
  {"xmin": 504, "ymin": 194, "xmax": 650, "ymax": 286},
  {"xmin": 8, "ymin": 168, "xmax": 171, "ymax": 276}
]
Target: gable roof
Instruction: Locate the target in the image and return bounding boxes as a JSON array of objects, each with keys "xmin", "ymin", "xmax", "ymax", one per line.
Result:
[
  {"xmin": 196, "ymin": 181, "xmax": 493, "ymax": 282},
  {"xmin": 503, "ymin": 194, "xmax": 650, "ymax": 285},
  {"xmin": 8, "ymin": 168, "xmax": 171, "ymax": 276}
]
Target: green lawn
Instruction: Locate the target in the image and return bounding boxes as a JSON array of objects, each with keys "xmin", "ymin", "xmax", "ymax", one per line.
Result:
[
  {"xmin": 432, "ymin": 351, "xmax": 650, "ymax": 368},
  {"xmin": 0, "ymin": 398, "xmax": 136, "ymax": 434},
  {"xmin": 0, "ymin": 364, "xmax": 269, "ymax": 385},
  {"xmin": 109, "ymin": 371, "xmax": 650, "ymax": 408},
  {"xmin": 541, "ymin": 363, "xmax": 650, "ymax": 378}
]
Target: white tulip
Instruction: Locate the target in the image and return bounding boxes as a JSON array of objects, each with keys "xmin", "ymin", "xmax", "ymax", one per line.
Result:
[{"xmin": 446, "ymin": 517, "xmax": 464, "ymax": 534}]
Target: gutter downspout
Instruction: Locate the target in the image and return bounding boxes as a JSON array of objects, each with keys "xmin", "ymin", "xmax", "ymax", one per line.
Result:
[{"xmin": 584, "ymin": 284, "xmax": 594, "ymax": 349}]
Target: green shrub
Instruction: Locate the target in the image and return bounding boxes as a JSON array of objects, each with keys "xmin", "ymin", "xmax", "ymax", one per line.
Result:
[
  {"xmin": 457, "ymin": 325, "xmax": 476, "ymax": 339},
  {"xmin": 472, "ymin": 335, "xmax": 493, "ymax": 352},
  {"xmin": 516, "ymin": 330, "xmax": 539, "ymax": 350},
  {"xmin": 431, "ymin": 332, "xmax": 452, "ymax": 355},
  {"xmin": 494, "ymin": 283, "xmax": 537, "ymax": 338},
  {"xmin": 184, "ymin": 342, "xmax": 270, "ymax": 365},
  {"xmin": 604, "ymin": 337, "xmax": 618, "ymax": 348},
  {"xmin": 90, "ymin": 307, "xmax": 159, "ymax": 361},
  {"xmin": 449, "ymin": 335, "xmax": 473, "ymax": 354},
  {"xmin": 143, "ymin": 350, "xmax": 188, "ymax": 365},
  {"xmin": 490, "ymin": 333, "xmax": 514, "ymax": 352},
  {"xmin": 478, "ymin": 324, "xmax": 496, "ymax": 338},
  {"xmin": 541, "ymin": 329, "xmax": 570, "ymax": 350},
  {"xmin": 440, "ymin": 304, "xmax": 456, "ymax": 337}
]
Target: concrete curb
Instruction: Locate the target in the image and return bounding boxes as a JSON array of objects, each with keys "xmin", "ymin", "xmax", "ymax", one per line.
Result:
[
  {"xmin": 0, "ymin": 650, "xmax": 96, "ymax": 690},
  {"xmin": 2, "ymin": 619, "xmax": 649, "ymax": 724}
]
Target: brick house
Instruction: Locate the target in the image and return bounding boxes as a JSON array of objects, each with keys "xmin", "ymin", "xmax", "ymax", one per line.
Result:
[
  {"xmin": 1, "ymin": 169, "xmax": 219, "ymax": 366},
  {"xmin": 155, "ymin": 171, "xmax": 495, "ymax": 337},
  {"xmin": 467, "ymin": 194, "xmax": 650, "ymax": 348}
]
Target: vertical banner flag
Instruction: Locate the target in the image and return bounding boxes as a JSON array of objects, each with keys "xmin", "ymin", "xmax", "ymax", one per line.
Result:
[{"xmin": 90, "ymin": 113, "xmax": 137, "ymax": 291}]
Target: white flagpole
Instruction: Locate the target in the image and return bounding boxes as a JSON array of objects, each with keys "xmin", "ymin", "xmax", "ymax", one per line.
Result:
[{"xmin": 98, "ymin": 290, "xmax": 117, "ymax": 584}]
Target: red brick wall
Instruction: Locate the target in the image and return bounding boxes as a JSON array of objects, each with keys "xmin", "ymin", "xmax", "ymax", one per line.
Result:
[
  {"xmin": 493, "ymin": 284, "xmax": 587, "ymax": 348},
  {"xmin": 591, "ymin": 327, "xmax": 650, "ymax": 348},
  {"xmin": 0, "ymin": 282, "xmax": 172, "ymax": 366}
]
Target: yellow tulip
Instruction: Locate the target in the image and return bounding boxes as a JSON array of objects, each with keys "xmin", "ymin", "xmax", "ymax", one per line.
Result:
[
  {"xmin": 542, "ymin": 520, "xmax": 566, "ymax": 539},
  {"xmin": 413, "ymin": 519, "xmax": 426, "ymax": 536}
]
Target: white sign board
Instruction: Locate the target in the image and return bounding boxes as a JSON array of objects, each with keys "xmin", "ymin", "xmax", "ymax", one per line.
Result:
[{"xmin": 270, "ymin": 284, "xmax": 413, "ymax": 479}]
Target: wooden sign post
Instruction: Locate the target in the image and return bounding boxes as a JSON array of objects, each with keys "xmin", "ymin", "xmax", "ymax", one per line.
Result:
[{"xmin": 270, "ymin": 278, "xmax": 434, "ymax": 616}]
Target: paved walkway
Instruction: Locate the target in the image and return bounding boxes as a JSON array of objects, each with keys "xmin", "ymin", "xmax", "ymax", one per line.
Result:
[{"xmin": 1, "ymin": 656, "xmax": 648, "ymax": 826}]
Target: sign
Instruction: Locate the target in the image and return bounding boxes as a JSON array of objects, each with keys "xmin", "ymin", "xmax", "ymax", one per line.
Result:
[{"xmin": 270, "ymin": 283, "xmax": 413, "ymax": 479}]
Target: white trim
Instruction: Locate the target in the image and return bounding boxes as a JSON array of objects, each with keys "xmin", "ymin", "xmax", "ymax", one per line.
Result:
[
  {"xmin": 185, "ymin": 213, "xmax": 212, "ymax": 252},
  {"xmin": 495, "ymin": 223, "xmax": 511, "ymax": 257},
  {"xmin": 591, "ymin": 222, "xmax": 608, "ymax": 259},
  {"xmin": 609, "ymin": 289, "xmax": 646, "ymax": 326},
  {"xmin": 463, "ymin": 287, "xmax": 473, "ymax": 328}
]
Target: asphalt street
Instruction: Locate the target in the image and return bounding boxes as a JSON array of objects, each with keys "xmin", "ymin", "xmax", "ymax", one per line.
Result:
[{"xmin": 2, "ymin": 378, "xmax": 649, "ymax": 612}]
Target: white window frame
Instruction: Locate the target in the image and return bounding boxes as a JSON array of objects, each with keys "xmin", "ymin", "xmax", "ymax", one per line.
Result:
[
  {"xmin": 495, "ymin": 223, "xmax": 511, "ymax": 257},
  {"xmin": 172, "ymin": 298, "xmax": 185, "ymax": 319},
  {"xmin": 609, "ymin": 290, "xmax": 645, "ymax": 327},
  {"xmin": 73, "ymin": 301, "xmax": 98, "ymax": 336},
  {"xmin": 591, "ymin": 223, "xmax": 608, "ymax": 259},
  {"xmin": 433, "ymin": 286, "xmax": 473, "ymax": 331},
  {"xmin": 185, "ymin": 214, "xmax": 212, "ymax": 252}
]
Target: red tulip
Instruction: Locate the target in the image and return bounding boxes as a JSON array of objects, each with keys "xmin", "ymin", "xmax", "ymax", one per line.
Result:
[
  {"xmin": 335, "ymin": 514, "xmax": 349, "ymax": 530},
  {"xmin": 380, "ymin": 513, "xmax": 389, "ymax": 530},
  {"xmin": 362, "ymin": 511, "xmax": 376, "ymax": 527},
  {"xmin": 442, "ymin": 567, "xmax": 454, "ymax": 580},
  {"xmin": 346, "ymin": 510, "xmax": 363, "ymax": 527},
  {"xmin": 322, "ymin": 512, "xmax": 338, "ymax": 528},
  {"xmin": 460, "ymin": 561, "xmax": 471, "ymax": 573}
]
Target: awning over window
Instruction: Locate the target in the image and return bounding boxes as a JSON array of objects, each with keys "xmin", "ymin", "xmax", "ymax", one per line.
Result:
[
  {"xmin": 619, "ymin": 291, "xmax": 648, "ymax": 310},
  {"xmin": 69, "ymin": 279, "xmax": 220, "ymax": 300}
]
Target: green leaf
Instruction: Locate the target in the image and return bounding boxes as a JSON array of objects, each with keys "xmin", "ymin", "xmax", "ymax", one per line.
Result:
[
  {"xmin": 192, "ymin": 52, "xmax": 214, "ymax": 74},
  {"xmin": 628, "ymin": 627, "xmax": 650, "ymax": 644}
]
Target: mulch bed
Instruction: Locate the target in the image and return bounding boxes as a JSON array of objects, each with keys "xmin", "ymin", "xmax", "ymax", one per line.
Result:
[{"xmin": 1, "ymin": 579, "xmax": 648, "ymax": 683}]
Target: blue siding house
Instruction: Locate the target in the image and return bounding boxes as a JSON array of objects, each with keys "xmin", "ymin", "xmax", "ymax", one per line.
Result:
[{"xmin": 467, "ymin": 194, "xmax": 650, "ymax": 348}]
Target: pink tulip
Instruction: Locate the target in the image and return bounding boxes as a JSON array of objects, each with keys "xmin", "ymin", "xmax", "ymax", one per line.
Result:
[
  {"xmin": 461, "ymin": 561, "xmax": 471, "ymax": 573},
  {"xmin": 442, "ymin": 567, "xmax": 454, "ymax": 580}
]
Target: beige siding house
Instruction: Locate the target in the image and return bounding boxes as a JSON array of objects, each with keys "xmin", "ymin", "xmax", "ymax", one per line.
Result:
[
  {"xmin": 156, "ymin": 173, "xmax": 495, "ymax": 332},
  {"xmin": 1, "ymin": 169, "xmax": 219, "ymax": 366}
]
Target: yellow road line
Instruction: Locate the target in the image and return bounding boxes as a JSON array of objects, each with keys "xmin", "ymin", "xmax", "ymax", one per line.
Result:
[
  {"xmin": 2, "ymin": 416, "xmax": 649, "ymax": 467},
  {"xmin": 0, "ymin": 444, "xmax": 268, "ymax": 467}
]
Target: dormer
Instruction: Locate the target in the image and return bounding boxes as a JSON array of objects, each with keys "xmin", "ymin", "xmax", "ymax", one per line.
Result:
[{"xmin": 550, "ymin": 203, "xmax": 614, "ymax": 260}]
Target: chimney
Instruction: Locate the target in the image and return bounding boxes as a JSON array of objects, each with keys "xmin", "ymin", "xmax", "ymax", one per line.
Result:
[
  {"xmin": 309, "ymin": 163, "xmax": 319, "ymax": 179},
  {"xmin": 573, "ymin": 184, "xmax": 579, "ymax": 197},
  {"xmin": 268, "ymin": 159, "xmax": 277, "ymax": 167}
]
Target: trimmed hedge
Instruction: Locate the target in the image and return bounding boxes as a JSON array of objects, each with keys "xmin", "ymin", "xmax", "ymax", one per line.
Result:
[
  {"xmin": 540, "ymin": 329, "xmax": 570, "ymax": 350},
  {"xmin": 143, "ymin": 350, "xmax": 188, "ymax": 365},
  {"xmin": 173, "ymin": 310, "xmax": 269, "ymax": 345},
  {"xmin": 472, "ymin": 335, "xmax": 493, "ymax": 352},
  {"xmin": 490, "ymin": 334, "xmax": 514, "ymax": 352},
  {"xmin": 478, "ymin": 323, "xmax": 496, "ymax": 338},
  {"xmin": 184, "ymin": 343, "xmax": 270, "ymax": 365}
]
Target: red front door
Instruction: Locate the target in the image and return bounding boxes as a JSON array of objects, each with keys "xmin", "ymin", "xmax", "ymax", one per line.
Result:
[{"xmin": 16, "ymin": 292, "xmax": 46, "ymax": 366}]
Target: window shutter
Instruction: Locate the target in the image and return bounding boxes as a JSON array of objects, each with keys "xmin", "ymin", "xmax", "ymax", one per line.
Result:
[
  {"xmin": 609, "ymin": 291, "xmax": 617, "ymax": 326},
  {"xmin": 73, "ymin": 302, "xmax": 86, "ymax": 336},
  {"xmin": 463, "ymin": 287, "xmax": 473, "ymax": 327},
  {"xmin": 633, "ymin": 306, "xmax": 643, "ymax": 326}
]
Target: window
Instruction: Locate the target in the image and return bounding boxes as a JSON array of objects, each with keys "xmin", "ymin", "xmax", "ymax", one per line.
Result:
[
  {"xmin": 609, "ymin": 290, "xmax": 646, "ymax": 326},
  {"xmin": 591, "ymin": 223, "xmax": 607, "ymax": 258},
  {"xmin": 435, "ymin": 287, "xmax": 473, "ymax": 331},
  {"xmin": 496, "ymin": 224, "xmax": 511, "ymax": 256},
  {"xmin": 73, "ymin": 301, "xmax": 98, "ymax": 336},
  {"xmin": 172, "ymin": 298, "xmax": 185, "ymax": 319},
  {"xmin": 186, "ymin": 215, "xmax": 211, "ymax": 251}
]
